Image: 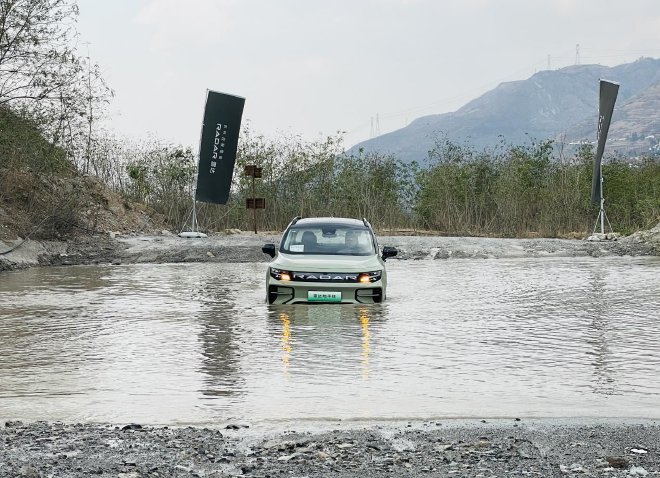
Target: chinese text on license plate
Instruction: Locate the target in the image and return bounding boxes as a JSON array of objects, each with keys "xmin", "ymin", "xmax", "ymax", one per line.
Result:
[{"xmin": 307, "ymin": 291, "xmax": 342, "ymax": 302}]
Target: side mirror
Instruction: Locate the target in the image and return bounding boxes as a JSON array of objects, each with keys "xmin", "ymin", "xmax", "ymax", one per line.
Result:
[
  {"xmin": 381, "ymin": 246, "xmax": 398, "ymax": 261},
  {"xmin": 262, "ymin": 243, "xmax": 276, "ymax": 258}
]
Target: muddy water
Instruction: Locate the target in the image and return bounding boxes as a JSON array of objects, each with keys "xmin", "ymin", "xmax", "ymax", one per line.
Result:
[{"xmin": 0, "ymin": 257, "xmax": 659, "ymax": 425}]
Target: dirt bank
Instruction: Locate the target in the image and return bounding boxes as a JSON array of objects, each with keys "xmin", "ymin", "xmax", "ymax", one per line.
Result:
[
  {"xmin": 1, "ymin": 227, "xmax": 659, "ymax": 272},
  {"xmin": 1, "ymin": 419, "xmax": 658, "ymax": 477}
]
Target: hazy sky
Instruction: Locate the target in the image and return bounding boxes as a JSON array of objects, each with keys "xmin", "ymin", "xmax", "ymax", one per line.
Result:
[{"xmin": 75, "ymin": 0, "xmax": 660, "ymax": 150}]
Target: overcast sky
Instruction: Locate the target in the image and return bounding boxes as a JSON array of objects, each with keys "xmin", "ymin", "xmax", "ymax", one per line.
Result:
[{"xmin": 75, "ymin": 0, "xmax": 660, "ymax": 150}]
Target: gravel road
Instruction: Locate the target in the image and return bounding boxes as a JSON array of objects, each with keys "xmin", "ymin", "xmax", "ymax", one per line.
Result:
[{"xmin": 1, "ymin": 226, "xmax": 659, "ymax": 271}]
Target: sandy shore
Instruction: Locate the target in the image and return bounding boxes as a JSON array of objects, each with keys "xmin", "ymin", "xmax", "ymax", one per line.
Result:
[{"xmin": 1, "ymin": 419, "xmax": 659, "ymax": 477}]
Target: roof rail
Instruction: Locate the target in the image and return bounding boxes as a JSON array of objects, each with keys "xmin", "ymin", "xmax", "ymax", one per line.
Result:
[
  {"xmin": 291, "ymin": 216, "xmax": 302, "ymax": 225},
  {"xmin": 362, "ymin": 217, "xmax": 371, "ymax": 228}
]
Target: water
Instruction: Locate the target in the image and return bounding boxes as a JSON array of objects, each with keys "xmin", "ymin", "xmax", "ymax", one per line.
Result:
[{"xmin": 0, "ymin": 257, "xmax": 659, "ymax": 425}]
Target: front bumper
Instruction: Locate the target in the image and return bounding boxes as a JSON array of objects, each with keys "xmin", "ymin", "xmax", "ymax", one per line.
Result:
[{"xmin": 267, "ymin": 280, "xmax": 384, "ymax": 304}]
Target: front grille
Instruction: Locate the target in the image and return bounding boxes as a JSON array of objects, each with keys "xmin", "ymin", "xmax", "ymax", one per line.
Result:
[
  {"xmin": 290, "ymin": 272, "xmax": 361, "ymax": 282},
  {"xmin": 289, "ymin": 270, "xmax": 381, "ymax": 283}
]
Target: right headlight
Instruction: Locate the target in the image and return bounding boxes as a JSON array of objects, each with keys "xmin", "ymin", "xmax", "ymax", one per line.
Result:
[{"xmin": 270, "ymin": 267, "xmax": 292, "ymax": 281}]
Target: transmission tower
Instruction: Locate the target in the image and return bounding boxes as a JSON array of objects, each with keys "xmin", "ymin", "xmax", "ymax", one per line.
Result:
[
  {"xmin": 369, "ymin": 114, "xmax": 382, "ymax": 138},
  {"xmin": 575, "ymin": 44, "xmax": 580, "ymax": 65}
]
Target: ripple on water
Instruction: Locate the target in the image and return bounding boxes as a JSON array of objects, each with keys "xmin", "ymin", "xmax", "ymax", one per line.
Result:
[{"xmin": 0, "ymin": 257, "xmax": 659, "ymax": 424}]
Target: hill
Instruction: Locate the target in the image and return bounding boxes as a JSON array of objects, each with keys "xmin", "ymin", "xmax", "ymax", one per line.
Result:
[
  {"xmin": 0, "ymin": 107, "xmax": 164, "ymax": 241},
  {"xmin": 350, "ymin": 57, "xmax": 660, "ymax": 162}
]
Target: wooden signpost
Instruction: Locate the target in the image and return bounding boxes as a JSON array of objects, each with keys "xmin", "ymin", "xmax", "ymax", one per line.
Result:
[{"xmin": 244, "ymin": 165, "xmax": 265, "ymax": 234}]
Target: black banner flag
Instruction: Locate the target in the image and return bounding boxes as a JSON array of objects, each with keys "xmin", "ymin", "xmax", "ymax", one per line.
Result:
[
  {"xmin": 591, "ymin": 80, "xmax": 619, "ymax": 205},
  {"xmin": 195, "ymin": 90, "xmax": 245, "ymax": 204}
]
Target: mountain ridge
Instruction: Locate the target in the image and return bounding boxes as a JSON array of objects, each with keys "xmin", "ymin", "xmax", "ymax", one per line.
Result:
[{"xmin": 350, "ymin": 57, "xmax": 660, "ymax": 162}]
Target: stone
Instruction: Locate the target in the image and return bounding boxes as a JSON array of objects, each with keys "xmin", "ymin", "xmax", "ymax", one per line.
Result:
[
  {"xmin": 19, "ymin": 466, "xmax": 41, "ymax": 478},
  {"xmin": 225, "ymin": 423, "xmax": 249, "ymax": 430},
  {"xmin": 121, "ymin": 424, "xmax": 143, "ymax": 431},
  {"xmin": 606, "ymin": 456, "xmax": 629, "ymax": 469},
  {"xmin": 631, "ymin": 448, "xmax": 648, "ymax": 454},
  {"xmin": 629, "ymin": 466, "xmax": 649, "ymax": 476},
  {"xmin": 277, "ymin": 452, "xmax": 300, "ymax": 462}
]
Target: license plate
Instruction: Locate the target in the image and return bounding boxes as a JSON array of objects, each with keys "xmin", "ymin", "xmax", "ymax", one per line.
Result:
[{"xmin": 307, "ymin": 291, "xmax": 342, "ymax": 302}]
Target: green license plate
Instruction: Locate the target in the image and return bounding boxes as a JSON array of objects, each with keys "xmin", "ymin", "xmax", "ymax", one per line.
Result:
[{"xmin": 307, "ymin": 291, "xmax": 342, "ymax": 302}]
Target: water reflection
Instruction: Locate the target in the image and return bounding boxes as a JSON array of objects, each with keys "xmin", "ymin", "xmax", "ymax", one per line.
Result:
[
  {"xmin": 266, "ymin": 305, "xmax": 381, "ymax": 382},
  {"xmin": 585, "ymin": 268, "xmax": 616, "ymax": 396},
  {"xmin": 195, "ymin": 267, "xmax": 256, "ymax": 398},
  {"xmin": 360, "ymin": 307, "xmax": 371, "ymax": 379},
  {"xmin": 279, "ymin": 311, "xmax": 292, "ymax": 372}
]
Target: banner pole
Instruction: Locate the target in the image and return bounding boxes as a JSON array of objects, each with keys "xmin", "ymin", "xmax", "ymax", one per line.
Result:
[
  {"xmin": 252, "ymin": 175, "xmax": 257, "ymax": 234},
  {"xmin": 600, "ymin": 175, "xmax": 605, "ymax": 235},
  {"xmin": 192, "ymin": 198, "xmax": 198, "ymax": 233}
]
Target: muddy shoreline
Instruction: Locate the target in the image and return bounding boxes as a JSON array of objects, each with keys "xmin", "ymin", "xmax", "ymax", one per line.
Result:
[
  {"xmin": 1, "ymin": 228, "xmax": 658, "ymax": 272},
  {"xmin": 1, "ymin": 419, "xmax": 659, "ymax": 477}
]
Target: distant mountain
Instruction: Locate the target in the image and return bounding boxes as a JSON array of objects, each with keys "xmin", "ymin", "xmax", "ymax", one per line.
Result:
[{"xmin": 349, "ymin": 57, "xmax": 660, "ymax": 162}]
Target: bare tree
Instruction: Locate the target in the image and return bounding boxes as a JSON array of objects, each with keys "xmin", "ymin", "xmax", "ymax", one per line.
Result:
[
  {"xmin": 0, "ymin": 0, "xmax": 112, "ymax": 170},
  {"xmin": 0, "ymin": 0, "xmax": 80, "ymax": 106}
]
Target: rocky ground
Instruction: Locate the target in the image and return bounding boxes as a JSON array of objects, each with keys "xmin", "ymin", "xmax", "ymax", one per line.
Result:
[
  {"xmin": 1, "ymin": 223, "xmax": 659, "ymax": 272},
  {"xmin": 1, "ymin": 419, "xmax": 658, "ymax": 477}
]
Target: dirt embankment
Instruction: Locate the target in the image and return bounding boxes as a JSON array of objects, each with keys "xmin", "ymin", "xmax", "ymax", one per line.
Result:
[
  {"xmin": 1, "ymin": 419, "xmax": 658, "ymax": 477},
  {"xmin": 0, "ymin": 170, "xmax": 166, "ymax": 242}
]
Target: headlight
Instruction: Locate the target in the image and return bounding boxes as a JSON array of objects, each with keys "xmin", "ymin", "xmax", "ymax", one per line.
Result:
[
  {"xmin": 358, "ymin": 270, "xmax": 382, "ymax": 283},
  {"xmin": 270, "ymin": 267, "xmax": 292, "ymax": 281}
]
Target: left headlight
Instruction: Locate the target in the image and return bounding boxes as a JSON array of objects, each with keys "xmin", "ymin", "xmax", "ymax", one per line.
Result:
[
  {"xmin": 358, "ymin": 270, "xmax": 382, "ymax": 283},
  {"xmin": 270, "ymin": 267, "xmax": 292, "ymax": 281}
]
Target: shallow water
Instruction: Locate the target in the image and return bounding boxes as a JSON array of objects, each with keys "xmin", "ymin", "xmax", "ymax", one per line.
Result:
[{"xmin": 0, "ymin": 257, "xmax": 659, "ymax": 425}]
